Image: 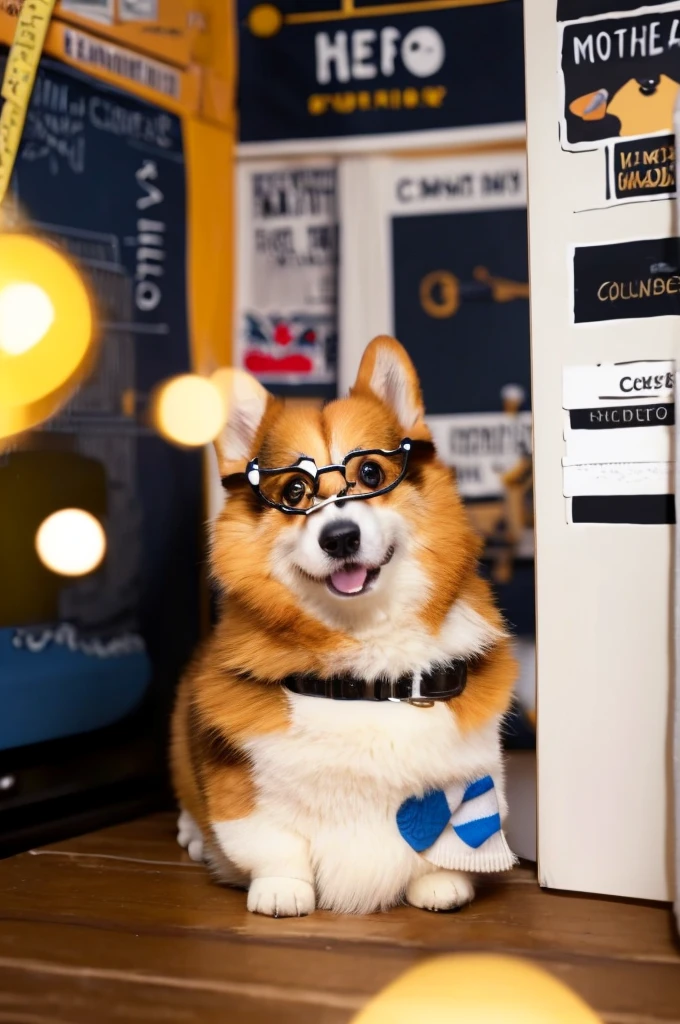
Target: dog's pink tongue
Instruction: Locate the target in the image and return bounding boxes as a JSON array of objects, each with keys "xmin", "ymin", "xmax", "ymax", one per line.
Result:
[{"xmin": 330, "ymin": 566, "xmax": 369, "ymax": 595}]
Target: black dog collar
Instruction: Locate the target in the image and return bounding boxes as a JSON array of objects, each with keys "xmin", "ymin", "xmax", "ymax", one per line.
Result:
[{"xmin": 282, "ymin": 661, "xmax": 467, "ymax": 706}]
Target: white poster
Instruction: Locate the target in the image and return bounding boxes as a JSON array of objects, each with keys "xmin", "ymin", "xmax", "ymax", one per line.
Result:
[
  {"xmin": 562, "ymin": 360, "xmax": 675, "ymax": 524},
  {"xmin": 235, "ymin": 160, "xmax": 338, "ymax": 387}
]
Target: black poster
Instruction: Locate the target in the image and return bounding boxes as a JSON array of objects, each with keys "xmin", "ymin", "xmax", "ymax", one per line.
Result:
[
  {"xmin": 558, "ymin": 0, "xmax": 680, "ymax": 150},
  {"xmin": 573, "ymin": 236, "xmax": 680, "ymax": 323},
  {"xmin": 392, "ymin": 207, "xmax": 530, "ymax": 415},
  {"xmin": 237, "ymin": 0, "xmax": 525, "ymax": 149},
  {"xmin": 0, "ymin": 54, "xmax": 201, "ymax": 751},
  {"xmin": 611, "ymin": 133, "xmax": 675, "ymax": 200}
]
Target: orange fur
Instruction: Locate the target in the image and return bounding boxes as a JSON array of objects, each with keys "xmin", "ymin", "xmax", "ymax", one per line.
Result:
[{"xmin": 171, "ymin": 336, "xmax": 517, "ymax": 854}]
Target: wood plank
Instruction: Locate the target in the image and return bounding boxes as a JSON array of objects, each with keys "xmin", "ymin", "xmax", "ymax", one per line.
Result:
[
  {"xmin": 0, "ymin": 962, "xmax": 356, "ymax": 1024},
  {"xmin": 1, "ymin": 812, "xmax": 678, "ymax": 1022},
  {"xmin": 0, "ymin": 919, "xmax": 679, "ymax": 1021},
  {"xmin": 0, "ymin": 848, "xmax": 677, "ymax": 965},
  {"xmin": 0, "ymin": 920, "xmax": 416, "ymax": 1001}
]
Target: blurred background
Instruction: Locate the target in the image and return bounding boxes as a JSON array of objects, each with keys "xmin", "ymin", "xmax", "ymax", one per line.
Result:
[{"xmin": 0, "ymin": 0, "xmax": 534, "ymax": 857}]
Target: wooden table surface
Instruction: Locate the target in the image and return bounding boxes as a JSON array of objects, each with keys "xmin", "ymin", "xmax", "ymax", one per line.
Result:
[{"xmin": 0, "ymin": 811, "xmax": 678, "ymax": 1023}]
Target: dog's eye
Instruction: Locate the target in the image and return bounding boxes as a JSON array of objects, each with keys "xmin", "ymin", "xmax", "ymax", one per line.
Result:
[
  {"xmin": 282, "ymin": 477, "xmax": 308, "ymax": 507},
  {"xmin": 359, "ymin": 461, "xmax": 383, "ymax": 490}
]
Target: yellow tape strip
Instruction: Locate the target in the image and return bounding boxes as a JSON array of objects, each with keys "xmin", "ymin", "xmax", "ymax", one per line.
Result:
[
  {"xmin": 0, "ymin": 0, "xmax": 57, "ymax": 204},
  {"xmin": 285, "ymin": 0, "xmax": 507, "ymax": 26}
]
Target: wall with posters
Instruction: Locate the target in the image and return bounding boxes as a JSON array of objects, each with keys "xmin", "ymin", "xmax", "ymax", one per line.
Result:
[
  {"xmin": 525, "ymin": 0, "xmax": 677, "ymax": 901},
  {"xmin": 339, "ymin": 149, "xmax": 534, "ymax": 634},
  {"xmin": 233, "ymin": 4, "xmax": 535, "ymax": 756}
]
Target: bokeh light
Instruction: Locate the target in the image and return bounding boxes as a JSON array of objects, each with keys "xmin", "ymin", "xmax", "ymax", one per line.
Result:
[
  {"xmin": 35, "ymin": 508, "xmax": 106, "ymax": 577},
  {"xmin": 153, "ymin": 374, "xmax": 226, "ymax": 447},
  {"xmin": 351, "ymin": 954, "xmax": 602, "ymax": 1024},
  {"xmin": 0, "ymin": 233, "xmax": 94, "ymax": 441},
  {"xmin": 0, "ymin": 282, "xmax": 55, "ymax": 356}
]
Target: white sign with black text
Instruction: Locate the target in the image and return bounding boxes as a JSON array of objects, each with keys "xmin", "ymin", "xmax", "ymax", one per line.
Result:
[{"xmin": 562, "ymin": 360, "xmax": 675, "ymax": 525}]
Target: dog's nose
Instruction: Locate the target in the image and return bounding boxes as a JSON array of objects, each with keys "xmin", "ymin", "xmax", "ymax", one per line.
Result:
[{"xmin": 319, "ymin": 520, "xmax": 361, "ymax": 559}]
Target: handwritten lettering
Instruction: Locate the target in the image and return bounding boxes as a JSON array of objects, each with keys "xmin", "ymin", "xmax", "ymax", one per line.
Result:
[
  {"xmin": 253, "ymin": 168, "xmax": 336, "ymax": 218},
  {"xmin": 134, "ymin": 161, "xmax": 165, "ymax": 313},
  {"xmin": 618, "ymin": 167, "xmax": 675, "ymax": 191},
  {"xmin": 619, "ymin": 372, "xmax": 673, "ymax": 393},
  {"xmin": 448, "ymin": 420, "xmax": 531, "ymax": 458},
  {"xmin": 308, "ymin": 85, "xmax": 447, "ymax": 115},
  {"xmin": 314, "ymin": 26, "xmax": 445, "ymax": 86},
  {"xmin": 572, "ymin": 18, "xmax": 678, "ymax": 64},
  {"xmin": 596, "ymin": 277, "xmax": 680, "ymax": 301},
  {"xmin": 395, "ymin": 170, "xmax": 521, "ymax": 203},
  {"xmin": 588, "ymin": 406, "xmax": 669, "ymax": 424},
  {"xmin": 89, "ymin": 97, "xmax": 173, "ymax": 149},
  {"xmin": 63, "ymin": 30, "xmax": 179, "ymax": 98},
  {"xmin": 615, "ymin": 139, "xmax": 675, "ymax": 197}
]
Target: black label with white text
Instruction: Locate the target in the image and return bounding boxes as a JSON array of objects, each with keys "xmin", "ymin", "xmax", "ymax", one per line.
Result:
[{"xmin": 569, "ymin": 402, "xmax": 675, "ymax": 428}]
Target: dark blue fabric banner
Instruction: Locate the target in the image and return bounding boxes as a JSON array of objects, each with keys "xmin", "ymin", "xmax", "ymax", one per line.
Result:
[{"xmin": 237, "ymin": 0, "xmax": 525, "ymax": 149}]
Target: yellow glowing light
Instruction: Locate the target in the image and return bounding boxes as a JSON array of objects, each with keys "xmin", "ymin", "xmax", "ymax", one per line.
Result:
[
  {"xmin": 247, "ymin": 3, "xmax": 283, "ymax": 37},
  {"xmin": 0, "ymin": 282, "xmax": 55, "ymax": 355},
  {"xmin": 0, "ymin": 233, "xmax": 94, "ymax": 441},
  {"xmin": 153, "ymin": 374, "xmax": 226, "ymax": 447},
  {"xmin": 351, "ymin": 955, "xmax": 603, "ymax": 1024},
  {"xmin": 35, "ymin": 508, "xmax": 106, "ymax": 578}
]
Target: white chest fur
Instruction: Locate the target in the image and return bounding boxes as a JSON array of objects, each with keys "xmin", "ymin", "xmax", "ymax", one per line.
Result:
[
  {"xmin": 212, "ymin": 598, "xmax": 508, "ymax": 913},
  {"xmin": 243, "ymin": 694, "xmax": 504, "ymax": 912}
]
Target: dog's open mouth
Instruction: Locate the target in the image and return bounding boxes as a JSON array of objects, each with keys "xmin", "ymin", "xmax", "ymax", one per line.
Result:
[{"xmin": 325, "ymin": 547, "xmax": 395, "ymax": 597}]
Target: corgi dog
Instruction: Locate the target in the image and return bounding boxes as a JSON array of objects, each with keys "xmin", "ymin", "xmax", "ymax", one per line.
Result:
[{"xmin": 171, "ymin": 336, "xmax": 517, "ymax": 917}]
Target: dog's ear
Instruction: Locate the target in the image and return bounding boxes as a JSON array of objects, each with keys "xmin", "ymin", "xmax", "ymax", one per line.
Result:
[
  {"xmin": 211, "ymin": 368, "xmax": 273, "ymax": 477},
  {"xmin": 352, "ymin": 335, "xmax": 426, "ymax": 434}
]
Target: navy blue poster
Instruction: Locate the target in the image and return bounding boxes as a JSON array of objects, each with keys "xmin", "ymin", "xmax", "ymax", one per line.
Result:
[
  {"xmin": 391, "ymin": 194, "xmax": 533, "ymax": 633},
  {"xmin": 0, "ymin": 54, "xmax": 201, "ymax": 752},
  {"xmin": 392, "ymin": 206, "xmax": 530, "ymax": 415},
  {"xmin": 238, "ymin": 0, "xmax": 525, "ymax": 149}
]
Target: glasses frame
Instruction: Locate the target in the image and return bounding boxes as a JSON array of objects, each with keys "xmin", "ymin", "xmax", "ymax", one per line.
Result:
[{"xmin": 223, "ymin": 438, "xmax": 432, "ymax": 516}]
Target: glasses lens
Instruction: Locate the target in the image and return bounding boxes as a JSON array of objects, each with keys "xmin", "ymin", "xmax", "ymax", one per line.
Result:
[
  {"xmin": 259, "ymin": 469, "xmax": 316, "ymax": 510},
  {"xmin": 344, "ymin": 449, "xmax": 406, "ymax": 496}
]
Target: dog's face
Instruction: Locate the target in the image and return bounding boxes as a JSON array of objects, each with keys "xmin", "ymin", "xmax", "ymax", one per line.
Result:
[{"xmin": 211, "ymin": 337, "xmax": 477, "ymax": 637}]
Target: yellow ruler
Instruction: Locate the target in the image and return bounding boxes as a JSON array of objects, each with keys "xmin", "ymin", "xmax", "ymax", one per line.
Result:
[{"xmin": 0, "ymin": 0, "xmax": 56, "ymax": 203}]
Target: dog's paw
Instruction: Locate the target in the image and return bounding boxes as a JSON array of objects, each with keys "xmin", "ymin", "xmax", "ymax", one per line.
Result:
[
  {"xmin": 247, "ymin": 877, "xmax": 316, "ymax": 918},
  {"xmin": 177, "ymin": 810, "xmax": 204, "ymax": 862},
  {"xmin": 406, "ymin": 870, "xmax": 474, "ymax": 912}
]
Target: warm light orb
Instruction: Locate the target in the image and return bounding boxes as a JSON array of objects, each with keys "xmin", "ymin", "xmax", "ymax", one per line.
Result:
[
  {"xmin": 0, "ymin": 233, "xmax": 94, "ymax": 440},
  {"xmin": 351, "ymin": 955, "xmax": 603, "ymax": 1024},
  {"xmin": 153, "ymin": 374, "xmax": 226, "ymax": 447},
  {"xmin": 0, "ymin": 282, "xmax": 55, "ymax": 355},
  {"xmin": 35, "ymin": 509, "xmax": 106, "ymax": 577}
]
